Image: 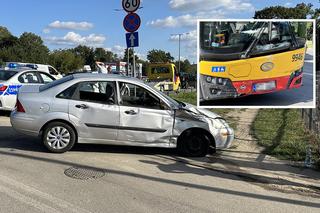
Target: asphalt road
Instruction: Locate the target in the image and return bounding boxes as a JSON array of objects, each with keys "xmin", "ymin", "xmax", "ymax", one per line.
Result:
[
  {"xmin": 200, "ymin": 49, "xmax": 315, "ymax": 107},
  {"xmin": 0, "ymin": 114, "xmax": 319, "ymax": 213}
]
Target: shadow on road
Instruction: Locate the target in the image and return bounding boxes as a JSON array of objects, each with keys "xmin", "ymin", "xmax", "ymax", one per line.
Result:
[
  {"xmin": 0, "ymin": 148, "xmax": 319, "ymax": 208},
  {"xmin": 0, "ymin": 124, "xmax": 319, "ymax": 205},
  {"xmin": 0, "ymin": 126, "xmax": 177, "ymax": 155}
]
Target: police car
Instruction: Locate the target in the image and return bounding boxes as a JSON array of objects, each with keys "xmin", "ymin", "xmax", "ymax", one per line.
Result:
[{"xmin": 0, "ymin": 68, "xmax": 55, "ymax": 111}]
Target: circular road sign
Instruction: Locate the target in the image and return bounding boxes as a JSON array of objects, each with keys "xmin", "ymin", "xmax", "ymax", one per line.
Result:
[
  {"xmin": 122, "ymin": 0, "xmax": 140, "ymax": 13},
  {"xmin": 123, "ymin": 13, "xmax": 141, "ymax": 32}
]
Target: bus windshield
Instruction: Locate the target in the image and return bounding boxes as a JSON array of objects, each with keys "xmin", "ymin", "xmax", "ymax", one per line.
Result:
[
  {"xmin": 200, "ymin": 21, "xmax": 304, "ymax": 61},
  {"xmin": 200, "ymin": 22, "xmax": 264, "ymax": 54}
]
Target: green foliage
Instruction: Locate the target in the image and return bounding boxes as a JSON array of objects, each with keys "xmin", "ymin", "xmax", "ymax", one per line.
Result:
[
  {"xmin": 254, "ymin": 3, "xmax": 314, "ymax": 19},
  {"xmin": 49, "ymin": 49, "xmax": 84, "ymax": 74},
  {"xmin": 17, "ymin": 32, "xmax": 50, "ymax": 64},
  {"xmin": 72, "ymin": 45, "xmax": 95, "ymax": 67},
  {"xmin": 123, "ymin": 48, "xmax": 139, "ymax": 64},
  {"xmin": 94, "ymin": 48, "xmax": 118, "ymax": 62},
  {"xmin": 175, "ymin": 59, "xmax": 196, "ymax": 73},
  {"xmin": 0, "ymin": 31, "xmax": 49, "ymax": 64},
  {"xmin": 147, "ymin": 49, "xmax": 174, "ymax": 63},
  {"xmin": 169, "ymin": 91, "xmax": 197, "ymax": 105}
]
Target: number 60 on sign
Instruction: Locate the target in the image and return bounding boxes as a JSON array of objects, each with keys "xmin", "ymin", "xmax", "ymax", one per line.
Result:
[{"xmin": 122, "ymin": 0, "xmax": 140, "ymax": 13}]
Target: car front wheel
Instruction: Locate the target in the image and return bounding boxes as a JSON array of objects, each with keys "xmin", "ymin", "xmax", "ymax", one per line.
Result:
[
  {"xmin": 178, "ymin": 130, "xmax": 209, "ymax": 157},
  {"xmin": 43, "ymin": 122, "xmax": 76, "ymax": 153}
]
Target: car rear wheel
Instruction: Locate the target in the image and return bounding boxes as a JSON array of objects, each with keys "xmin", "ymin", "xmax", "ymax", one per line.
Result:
[
  {"xmin": 43, "ymin": 122, "xmax": 76, "ymax": 153},
  {"xmin": 178, "ymin": 130, "xmax": 209, "ymax": 157}
]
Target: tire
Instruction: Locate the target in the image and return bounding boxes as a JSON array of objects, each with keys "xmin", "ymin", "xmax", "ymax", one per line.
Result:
[
  {"xmin": 42, "ymin": 121, "xmax": 76, "ymax": 153},
  {"xmin": 178, "ymin": 130, "xmax": 209, "ymax": 157}
]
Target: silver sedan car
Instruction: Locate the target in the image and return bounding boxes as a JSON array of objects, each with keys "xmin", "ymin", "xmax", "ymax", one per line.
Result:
[{"xmin": 11, "ymin": 74, "xmax": 234, "ymax": 157}]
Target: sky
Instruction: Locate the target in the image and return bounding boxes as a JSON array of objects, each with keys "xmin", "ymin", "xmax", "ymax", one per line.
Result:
[{"xmin": 0, "ymin": 0, "xmax": 318, "ymax": 63}]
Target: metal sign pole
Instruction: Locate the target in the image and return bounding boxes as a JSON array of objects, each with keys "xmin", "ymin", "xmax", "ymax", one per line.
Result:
[
  {"xmin": 133, "ymin": 47, "xmax": 136, "ymax": 78},
  {"xmin": 178, "ymin": 34, "xmax": 181, "ymax": 73},
  {"xmin": 127, "ymin": 48, "xmax": 130, "ymax": 76}
]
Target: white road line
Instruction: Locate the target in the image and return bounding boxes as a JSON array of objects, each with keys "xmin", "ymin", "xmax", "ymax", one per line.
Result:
[
  {"xmin": 304, "ymin": 60, "xmax": 314, "ymax": 63},
  {"xmin": 0, "ymin": 174, "xmax": 92, "ymax": 213},
  {"xmin": 303, "ymin": 73, "xmax": 313, "ymax": 76}
]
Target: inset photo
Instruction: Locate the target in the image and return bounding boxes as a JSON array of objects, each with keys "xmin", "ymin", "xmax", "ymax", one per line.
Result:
[{"xmin": 197, "ymin": 19, "xmax": 316, "ymax": 108}]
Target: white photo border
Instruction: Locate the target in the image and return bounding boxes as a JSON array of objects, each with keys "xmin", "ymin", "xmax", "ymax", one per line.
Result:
[{"xmin": 196, "ymin": 19, "xmax": 316, "ymax": 109}]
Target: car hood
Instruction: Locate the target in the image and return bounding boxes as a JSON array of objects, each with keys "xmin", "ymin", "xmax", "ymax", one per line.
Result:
[{"xmin": 181, "ymin": 102, "xmax": 221, "ymax": 119}]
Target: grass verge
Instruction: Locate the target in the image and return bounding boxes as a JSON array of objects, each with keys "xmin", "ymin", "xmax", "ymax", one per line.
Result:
[
  {"xmin": 252, "ymin": 109, "xmax": 320, "ymax": 166},
  {"xmin": 169, "ymin": 91, "xmax": 197, "ymax": 106}
]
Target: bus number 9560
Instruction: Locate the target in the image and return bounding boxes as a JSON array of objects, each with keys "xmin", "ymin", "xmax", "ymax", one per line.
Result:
[{"xmin": 292, "ymin": 53, "xmax": 303, "ymax": 62}]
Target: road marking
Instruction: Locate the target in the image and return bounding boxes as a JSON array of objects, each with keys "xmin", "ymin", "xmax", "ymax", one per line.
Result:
[
  {"xmin": 0, "ymin": 174, "xmax": 91, "ymax": 213},
  {"xmin": 303, "ymin": 73, "xmax": 313, "ymax": 76},
  {"xmin": 304, "ymin": 60, "xmax": 314, "ymax": 63}
]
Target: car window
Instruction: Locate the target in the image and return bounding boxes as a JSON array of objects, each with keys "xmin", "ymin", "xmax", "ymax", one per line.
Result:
[
  {"xmin": 56, "ymin": 83, "xmax": 78, "ymax": 99},
  {"xmin": 48, "ymin": 66, "xmax": 58, "ymax": 75},
  {"xmin": 39, "ymin": 73, "xmax": 55, "ymax": 84},
  {"xmin": 0, "ymin": 70, "xmax": 17, "ymax": 81},
  {"xmin": 18, "ymin": 72, "xmax": 41, "ymax": 84},
  {"xmin": 75, "ymin": 81, "xmax": 115, "ymax": 104},
  {"xmin": 119, "ymin": 82, "xmax": 162, "ymax": 110}
]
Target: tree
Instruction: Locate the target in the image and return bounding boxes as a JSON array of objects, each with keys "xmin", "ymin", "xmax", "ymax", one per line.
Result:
[
  {"xmin": 0, "ymin": 27, "xmax": 18, "ymax": 48},
  {"xmin": 254, "ymin": 3, "xmax": 314, "ymax": 19},
  {"xmin": 147, "ymin": 49, "xmax": 174, "ymax": 63},
  {"xmin": 16, "ymin": 32, "xmax": 50, "ymax": 64},
  {"xmin": 123, "ymin": 48, "xmax": 139, "ymax": 64},
  {"xmin": 175, "ymin": 59, "xmax": 192, "ymax": 73},
  {"xmin": 94, "ymin": 48, "xmax": 118, "ymax": 62},
  {"xmin": 49, "ymin": 49, "xmax": 84, "ymax": 74},
  {"xmin": 72, "ymin": 45, "xmax": 95, "ymax": 67}
]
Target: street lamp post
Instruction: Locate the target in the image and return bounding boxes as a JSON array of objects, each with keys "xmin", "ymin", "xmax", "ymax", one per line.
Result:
[
  {"xmin": 171, "ymin": 33, "xmax": 182, "ymax": 73},
  {"xmin": 171, "ymin": 33, "xmax": 189, "ymax": 73}
]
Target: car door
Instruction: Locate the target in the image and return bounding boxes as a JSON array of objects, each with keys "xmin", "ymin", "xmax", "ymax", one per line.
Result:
[
  {"xmin": 68, "ymin": 81, "xmax": 120, "ymax": 143},
  {"xmin": 117, "ymin": 81, "xmax": 174, "ymax": 145}
]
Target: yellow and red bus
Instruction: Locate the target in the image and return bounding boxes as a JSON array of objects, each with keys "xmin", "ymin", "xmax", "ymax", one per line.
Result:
[
  {"xmin": 199, "ymin": 21, "xmax": 306, "ymax": 101},
  {"xmin": 146, "ymin": 63, "xmax": 181, "ymax": 92}
]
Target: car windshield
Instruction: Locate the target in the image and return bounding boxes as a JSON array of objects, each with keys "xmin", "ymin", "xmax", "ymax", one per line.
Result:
[
  {"xmin": 39, "ymin": 75, "xmax": 73, "ymax": 92},
  {"xmin": 200, "ymin": 21, "xmax": 265, "ymax": 54},
  {"xmin": 0, "ymin": 70, "xmax": 17, "ymax": 81}
]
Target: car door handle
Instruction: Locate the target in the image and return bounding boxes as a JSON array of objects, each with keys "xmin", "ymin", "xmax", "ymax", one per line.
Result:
[
  {"xmin": 75, "ymin": 104, "xmax": 89, "ymax": 109},
  {"xmin": 124, "ymin": 110, "xmax": 137, "ymax": 115}
]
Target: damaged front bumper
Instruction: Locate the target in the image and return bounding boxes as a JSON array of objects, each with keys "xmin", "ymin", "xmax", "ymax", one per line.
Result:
[{"xmin": 200, "ymin": 70, "xmax": 303, "ymax": 101}]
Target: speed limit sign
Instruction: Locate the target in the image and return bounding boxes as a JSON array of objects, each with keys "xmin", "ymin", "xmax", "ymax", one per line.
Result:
[{"xmin": 122, "ymin": 0, "xmax": 140, "ymax": 13}]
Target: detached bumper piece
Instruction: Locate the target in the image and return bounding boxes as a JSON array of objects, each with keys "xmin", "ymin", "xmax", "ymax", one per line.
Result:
[{"xmin": 200, "ymin": 74, "xmax": 238, "ymax": 101}]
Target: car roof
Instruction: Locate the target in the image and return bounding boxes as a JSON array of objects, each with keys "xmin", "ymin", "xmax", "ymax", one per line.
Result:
[
  {"xmin": 0, "ymin": 68, "xmax": 36, "ymax": 73},
  {"xmin": 72, "ymin": 73, "xmax": 143, "ymax": 83}
]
